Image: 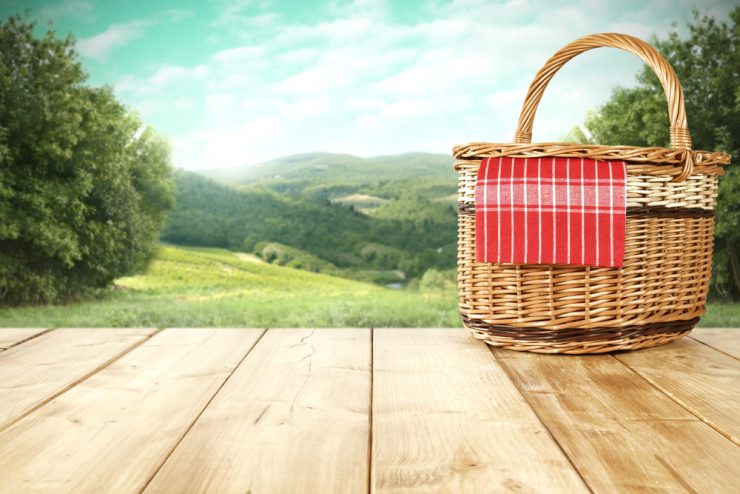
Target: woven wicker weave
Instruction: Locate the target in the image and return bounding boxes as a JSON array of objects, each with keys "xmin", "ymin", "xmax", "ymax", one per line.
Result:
[{"xmin": 454, "ymin": 33, "xmax": 731, "ymax": 354}]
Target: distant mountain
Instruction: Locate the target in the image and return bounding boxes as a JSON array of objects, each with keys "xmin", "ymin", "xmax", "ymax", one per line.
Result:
[
  {"xmin": 196, "ymin": 152, "xmax": 458, "ymax": 223},
  {"xmin": 199, "ymin": 152, "xmax": 455, "ymax": 185}
]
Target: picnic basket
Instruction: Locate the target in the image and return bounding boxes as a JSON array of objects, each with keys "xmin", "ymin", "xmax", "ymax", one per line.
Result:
[{"xmin": 454, "ymin": 33, "xmax": 731, "ymax": 354}]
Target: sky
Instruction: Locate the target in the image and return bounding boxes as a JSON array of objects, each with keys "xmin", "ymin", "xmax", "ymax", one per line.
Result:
[{"xmin": 2, "ymin": 0, "xmax": 735, "ymax": 170}]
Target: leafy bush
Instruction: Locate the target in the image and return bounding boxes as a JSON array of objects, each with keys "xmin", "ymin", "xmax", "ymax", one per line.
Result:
[
  {"xmin": 417, "ymin": 268, "xmax": 457, "ymax": 292},
  {"xmin": 256, "ymin": 242, "xmax": 339, "ymax": 274},
  {"xmin": 569, "ymin": 8, "xmax": 740, "ymax": 300},
  {"xmin": 0, "ymin": 15, "xmax": 174, "ymax": 305},
  {"xmin": 357, "ymin": 242, "xmax": 403, "ymax": 269}
]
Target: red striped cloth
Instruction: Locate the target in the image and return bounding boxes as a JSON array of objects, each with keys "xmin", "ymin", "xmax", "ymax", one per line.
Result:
[{"xmin": 475, "ymin": 157, "xmax": 627, "ymax": 268}]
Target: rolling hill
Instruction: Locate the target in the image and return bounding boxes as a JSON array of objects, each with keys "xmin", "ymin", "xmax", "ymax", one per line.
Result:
[
  {"xmin": 162, "ymin": 162, "xmax": 458, "ymax": 281},
  {"xmin": 201, "ymin": 152, "xmax": 459, "ymax": 219},
  {"xmin": 201, "ymin": 152, "xmax": 455, "ymax": 185}
]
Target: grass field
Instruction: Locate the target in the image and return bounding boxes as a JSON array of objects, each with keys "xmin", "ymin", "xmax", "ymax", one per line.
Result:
[
  {"xmin": 1, "ymin": 244, "xmax": 738, "ymax": 328},
  {"xmin": 0, "ymin": 245, "xmax": 461, "ymax": 328}
]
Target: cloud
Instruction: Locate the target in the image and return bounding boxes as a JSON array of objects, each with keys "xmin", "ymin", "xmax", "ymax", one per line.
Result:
[
  {"xmin": 162, "ymin": 9, "xmax": 194, "ymax": 23},
  {"xmin": 211, "ymin": 0, "xmax": 277, "ymax": 31},
  {"xmin": 150, "ymin": 64, "xmax": 209, "ymax": 87},
  {"xmin": 38, "ymin": 0, "xmax": 95, "ymax": 22},
  {"xmin": 212, "ymin": 45, "xmax": 265, "ymax": 64},
  {"xmin": 111, "ymin": 0, "xmax": 731, "ymax": 170},
  {"xmin": 173, "ymin": 115, "xmax": 281, "ymax": 169},
  {"xmin": 76, "ymin": 20, "xmax": 152, "ymax": 60}
]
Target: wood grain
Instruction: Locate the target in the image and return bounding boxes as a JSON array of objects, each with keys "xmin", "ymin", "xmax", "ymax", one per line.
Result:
[
  {"xmin": 691, "ymin": 327, "xmax": 740, "ymax": 359},
  {"xmin": 0, "ymin": 328, "xmax": 263, "ymax": 494},
  {"xmin": 495, "ymin": 347, "xmax": 740, "ymax": 493},
  {"xmin": 0, "ymin": 328, "xmax": 155, "ymax": 430},
  {"xmin": 616, "ymin": 337, "xmax": 740, "ymax": 445},
  {"xmin": 372, "ymin": 329, "xmax": 588, "ymax": 493},
  {"xmin": 2, "ymin": 327, "xmax": 738, "ymax": 492},
  {"xmin": 144, "ymin": 328, "xmax": 371, "ymax": 494},
  {"xmin": 0, "ymin": 328, "xmax": 49, "ymax": 350}
]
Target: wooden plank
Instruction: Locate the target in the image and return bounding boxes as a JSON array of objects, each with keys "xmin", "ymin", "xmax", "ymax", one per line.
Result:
[
  {"xmin": 495, "ymin": 347, "xmax": 740, "ymax": 493},
  {"xmin": 0, "ymin": 328, "xmax": 155, "ymax": 431},
  {"xmin": 0, "ymin": 328, "xmax": 264, "ymax": 494},
  {"xmin": 616, "ymin": 337, "xmax": 740, "ymax": 445},
  {"xmin": 691, "ymin": 327, "xmax": 740, "ymax": 360},
  {"xmin": 372, "ymin": 329, "xmax": 588, "ymax": 494},
  {"xmin": 144, "ymin": 328, "xmax": 371, "ymax": 494},
  {"xmin": 0, "ymin": 328, "xmax": 49, "ymax": 350}
]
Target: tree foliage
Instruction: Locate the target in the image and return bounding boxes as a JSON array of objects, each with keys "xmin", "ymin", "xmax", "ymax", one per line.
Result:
[
  {"xmin": 163, "ymin": 172, "xmax": 457, "ymax": 280},
  {"xmin": 572, "ymin": 8, "xmax": 740, "ymax": 300},
  {"xmin": 0, "ymin": 15, "xmax": 174, "ymax": 305}
]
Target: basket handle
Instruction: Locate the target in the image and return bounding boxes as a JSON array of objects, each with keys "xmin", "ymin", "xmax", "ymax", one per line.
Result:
[{"xmin": 514, "ymin": 33, "xmax": 694, "ymax": 181}]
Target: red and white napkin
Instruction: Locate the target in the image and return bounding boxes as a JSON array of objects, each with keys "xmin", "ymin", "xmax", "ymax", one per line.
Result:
[{"xmin": 475, "ymin": 157, "xmax": 627, "ymax": 268}]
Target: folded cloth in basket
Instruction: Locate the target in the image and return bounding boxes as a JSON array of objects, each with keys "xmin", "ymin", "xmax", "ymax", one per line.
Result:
[{"xmin": 475, "ymin": 157, "xmax": 627, "ymax": 268}]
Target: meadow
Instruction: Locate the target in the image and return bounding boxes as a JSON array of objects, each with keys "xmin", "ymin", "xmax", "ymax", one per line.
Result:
[
  {"xmin": 1, "ymin": 244, "xmax": 738, "ymax": 328},
  {"xmin": 0, "ymin": 245, "xmax": 461, "ymax": 328}
]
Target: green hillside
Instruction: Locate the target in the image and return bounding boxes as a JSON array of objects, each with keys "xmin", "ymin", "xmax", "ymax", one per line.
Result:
[
  {"xmin": 0, "ymin": 245, "xmax": 461, "ymax": 328},
  {"xmin": 163, "ymin": 164, "xmax": 458, "ymax": 280},
  {"xmin": 202, "ymin": 152, "xmax": 455, "ymax": 185},
  {"xmin": 203, "ymin": 152, "xmax": 458, "ymax": 216}
]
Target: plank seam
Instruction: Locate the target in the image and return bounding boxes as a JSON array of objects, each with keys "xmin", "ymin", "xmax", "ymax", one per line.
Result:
[
  {"xmin": 688, "ymin": 335, "xmax": 740, "ymax": 362},
  {"xmin": 368, "ymin": 327, "xmax": 374, "ymax": 494},
  {"xmin": 0, "ymin": 328, "xmax": 54, "ymax": 352},
  {"xmin": 611, "ymin": 353, "xmax": 740, "ymax": 447},
  {"xmin": 137, "ymin": 328, "xmax": 269, "ymax": 494},
  {"xmin": 0, "ymin": 328, "xmax": 161, "ymax": 435},
  {"xmin": 489, "ymin": 347, "xmax": 595, "ymax": 494}
]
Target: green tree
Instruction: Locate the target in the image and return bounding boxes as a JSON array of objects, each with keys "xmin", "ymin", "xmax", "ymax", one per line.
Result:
[
  {"xmin": 0, "ymin": 15, "xmax": 174, "ymax": 305},
  {"xmin": 571, "ymin": 8, "xmax": 740, "ymax": 299}
]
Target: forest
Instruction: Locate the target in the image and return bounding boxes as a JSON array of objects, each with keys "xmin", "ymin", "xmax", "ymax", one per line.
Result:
[{"xmin": 162, "ymin": 156, "xmax": 459, "ymax": 284}]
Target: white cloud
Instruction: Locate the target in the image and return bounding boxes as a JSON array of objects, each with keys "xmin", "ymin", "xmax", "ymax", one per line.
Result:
[
  {"xmin": 173, "ymin": 115, "xmax": 281, "ymax": 169},
  {"xmin": 344, "ymin": 97, "xmax": 384, "ymax": 113},
  {"xmin": 212, "ymin": 45, "xmax": 265, "ymax": 64},
  {"xmin": 282, "ymin": 99, "xmax": 328, "ymax": 119},
  {"xmin": 172, "ymin": 97, "xmax": 194, "ymax": 112},
  {"xmin": 278, "ymin": 66, "xmax": 350, "ymax": 95},
  {"xmin": 278, "ymin": 48, "xmax": 321, "ymax": 65},
  {"xmin": 111, "ymin": 0, "xmax": 731, "ymax": 170},
  {"xmin": 328, "ymin": 0, "xmax": 390, "ymax": 20},
  {"xmin": 38, "ymin": 0, "xmax": 95, "ymax": 22},
  {"xmin": 162, "ymin": 9, "xmax": 194, "ymax": 23},
  {"xmin": 150, "ymin": 64, "xmax": 209, "ymax": 87},
  {"xmin": 211, "ymin": 0, "xmax": 277, "ymax": 31},
  {"xmin": 77, "ymin": 20, "xmax": 152, "ymax": 60}
]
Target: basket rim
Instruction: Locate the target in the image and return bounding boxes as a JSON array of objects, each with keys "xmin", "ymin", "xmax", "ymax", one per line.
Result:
[{"xmin": 453, "ymin": 141, "xmax": 731, "ymax": 168}]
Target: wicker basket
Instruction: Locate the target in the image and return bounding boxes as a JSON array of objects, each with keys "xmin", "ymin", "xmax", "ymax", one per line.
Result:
[{"xmin": 454, "ymin": 33, "xmax": 731, "ymax": 354}]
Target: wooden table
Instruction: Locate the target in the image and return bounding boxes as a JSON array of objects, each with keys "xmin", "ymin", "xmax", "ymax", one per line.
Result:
[{"xmin": 0, "ymin": 327, "xmax": 738, "ymax": 493}]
